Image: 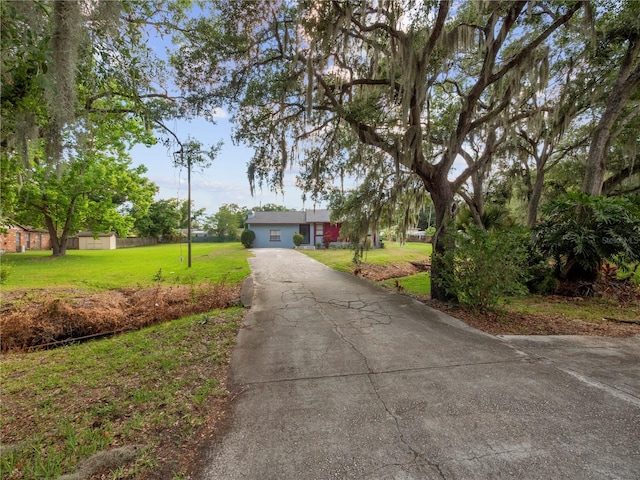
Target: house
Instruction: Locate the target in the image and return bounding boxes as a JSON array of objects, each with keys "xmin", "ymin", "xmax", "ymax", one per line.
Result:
[
  {"xmin": 245, "ymin": 209, "xmax": 341, "ymax": 248},
  {"xmin": 0, "ymin": 221, "xmax": 51, "ymax": 253},
  {"xmin": 76, "ymin": 231, "xmax": 117, "ymax": 250}
]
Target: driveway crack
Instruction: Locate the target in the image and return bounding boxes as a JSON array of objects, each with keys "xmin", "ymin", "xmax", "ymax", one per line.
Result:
[
  {"xmin": 318, "ymin": 295, "xmax": 446, "ymax": 479},
  {"xmin": 367, "ymin": 372, "xmax": 447, "ymax": 479}
]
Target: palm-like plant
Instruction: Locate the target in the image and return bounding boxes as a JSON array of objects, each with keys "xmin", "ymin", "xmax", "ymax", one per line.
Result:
[{"xmin": 533, "ymin": 193, "xmax": 640, "ymax": 281}]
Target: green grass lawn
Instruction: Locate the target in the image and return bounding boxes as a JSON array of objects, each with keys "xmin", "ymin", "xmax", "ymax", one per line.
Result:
[
  {"xmin": 1, "ymin": 242, "xmax": 253, "ymax": 479},
  {"xmin": 301, "ymin": 242, "xmax": 432, "ymax": 272},
  {"xmin": 1, "ymin": 308, "xmax": 244, "ymax": 479},
  {"xmin": 0, "ymin": 242, "xmax": 251, "ymax": 290},
  {"xmin": 381, "ymin": 272, "xmax": 432, "ymax": 296}
]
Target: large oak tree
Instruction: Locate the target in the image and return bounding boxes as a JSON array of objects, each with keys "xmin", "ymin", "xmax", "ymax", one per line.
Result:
[{"xmin": 172, "ymin": 0, "xmax": 582, "ymax": 300}]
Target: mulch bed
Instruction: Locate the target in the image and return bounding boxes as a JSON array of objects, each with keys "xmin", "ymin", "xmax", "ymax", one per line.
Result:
[
  {"xmin": 422, "ymin": 299, "xmax": 640, "ymax": 337},
  {"xmin": 353, "ymin": 261, "xmax": 426, "ymax": 281}
]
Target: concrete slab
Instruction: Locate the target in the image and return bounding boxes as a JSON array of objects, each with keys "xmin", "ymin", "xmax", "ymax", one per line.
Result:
[
  {"xmin": 195, "ymin": 249, "xmax": 640, "ymax": 480},
  {"xmin": 500, "ymin": 335, "xmax": 640, "ymax": 406}
]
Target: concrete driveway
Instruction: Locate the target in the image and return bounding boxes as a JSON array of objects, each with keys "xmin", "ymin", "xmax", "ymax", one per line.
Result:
[{"xmin": 197, "ymin": 249, "xmax": 640, "ymax": 479}]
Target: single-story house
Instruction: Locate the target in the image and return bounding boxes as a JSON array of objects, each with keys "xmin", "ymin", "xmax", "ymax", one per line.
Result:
[
  {"xmin": 76, "ymin": 231, "xmax": 117, "ymax": 250},
  {"xmin": 0, "ymin": 221, "xmax": 51, "ymax": 253},
  {"xmin": 245, "ymin": 209, "xmax": 341, "ymax": 248}
]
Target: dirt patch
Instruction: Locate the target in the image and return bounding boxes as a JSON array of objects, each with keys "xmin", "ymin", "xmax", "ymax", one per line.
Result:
[
  {"xmin": 355, "ymin": 262, "xmax": 640, "ymax": 337},
  {"xmin": 0, "ymin": 284, "xmax": 241, "ymax": 353}
]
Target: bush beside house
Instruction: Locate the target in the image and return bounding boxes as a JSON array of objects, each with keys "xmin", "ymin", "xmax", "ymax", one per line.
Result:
[{"xmin": 241, "ymin": 229, "xmax": 256, "ymax": 248}]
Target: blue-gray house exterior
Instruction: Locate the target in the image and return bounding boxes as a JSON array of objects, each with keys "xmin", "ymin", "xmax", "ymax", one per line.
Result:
[{"xmin": 245, "ymin": 209, "xmax": 341, "ymax": 248}]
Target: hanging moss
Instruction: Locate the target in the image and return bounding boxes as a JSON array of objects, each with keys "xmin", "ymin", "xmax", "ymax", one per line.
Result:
[{"xmin": 48, "ymin": 0, "xmax": 81, "ymax": 131}]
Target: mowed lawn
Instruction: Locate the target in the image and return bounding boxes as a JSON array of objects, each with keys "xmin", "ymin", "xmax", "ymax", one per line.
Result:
[
  {"xmin": 302, "ymin": 242, "xmax": 433, "ymax": 296},
  {"xmin": 1, "ymin": 242, "xmax": 252, "ymax": 480},
  {"xmin": 1, "ymin": 242, "xmax": 251, "ymax": 290},
  {"xmin": 302, "ymin": 241, "xmax": 432, "ymax": 272}
]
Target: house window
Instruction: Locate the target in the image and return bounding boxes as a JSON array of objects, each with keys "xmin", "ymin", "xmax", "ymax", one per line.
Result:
[
  {"xmin": 269, "ymin": 229, "xmax": 281, "ymax": 241},
  {"xmin": 316, "ymin": 224, "xmax": 324, "ymax": 236}
]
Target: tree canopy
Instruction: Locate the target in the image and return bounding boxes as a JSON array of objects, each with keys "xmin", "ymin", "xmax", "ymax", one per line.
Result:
[
  {"xmin": 174, "ymin": 0, "xmax": 631, "ymax": 299},
  {"xmin": 3, "ymin": 0, "xmax": 638, "ymax": 293},
  {"xmin": 1, "ymin": 0, "xmax": 193, "ymax": 255}
]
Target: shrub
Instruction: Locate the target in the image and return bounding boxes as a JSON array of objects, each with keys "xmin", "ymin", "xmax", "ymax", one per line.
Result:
[
  {"xmin": 292, "ymin": 233, "xmax": 304, "ymax": 247},
  {"xmin": 0, "ymin": 263, "xmax": 11, "ymax": 285},
  {"xmin": 533, "ymin": 193, "xmax": 640, "ymax": 282},
  {"xmin": 437, "ymin": 226, "xmax": 529, "ymax": 309},
  {"xmin": 526, "ymin": 257, "xmax": 559, "ymax": 294},
  {"xmin": 240, "ymin": 229, "xmax": 255, "ymax": 248},
  {"xmin": 322, "ymin": 233, "xmax": 332, "ymax": 249}
]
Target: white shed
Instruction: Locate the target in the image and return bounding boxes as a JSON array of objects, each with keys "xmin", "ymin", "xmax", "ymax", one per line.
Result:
[{"xmin": 77, "ymin": 231, "xmax": 117, "ymax": 250}]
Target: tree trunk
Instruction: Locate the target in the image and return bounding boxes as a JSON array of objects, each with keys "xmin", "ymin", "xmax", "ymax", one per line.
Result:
[
  {"xmin": 460, "ymin": 191, "xmax": 483, "ymax": 228},
  {"xmin": 602, "ymin": 163, "xmax": 640, "ymax": 196},
  {"xmin": 526, "ymin": 167, "xmax": 546, "ymax": 227},
  {"xmin": 582, "ymin": 40, "xmax": 640, "ymax": 195},
  {"xmin": 583, "ymin": 121, "xmax": 614, "ymax": 196},
  {"xmin": 44, "ymin": 214, "xmax": 68, "ymax": 256},
  {"xmin": 429, "ymin": 180, "xmax": 457, "ymax": 302}
]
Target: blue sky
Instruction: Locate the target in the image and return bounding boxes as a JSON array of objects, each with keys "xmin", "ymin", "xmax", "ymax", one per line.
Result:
[
  {"xmin": 127, "ymin": 15, "xmax": 322, "ymax": 218},
  {"xmin": 129, "ymin": 113, "xmax": 316, "ymax": 217}
]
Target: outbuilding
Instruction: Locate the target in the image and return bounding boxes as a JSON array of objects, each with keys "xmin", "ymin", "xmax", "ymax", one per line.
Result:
[{"xmin": 77, "ymin": 231, "xmax": 117, "ymax": 250}]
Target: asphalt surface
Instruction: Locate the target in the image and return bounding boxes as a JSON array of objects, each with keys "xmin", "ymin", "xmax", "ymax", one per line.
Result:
[{"xmin": 197, "ymin": 249, "xmax": 640, "ymax": 479}]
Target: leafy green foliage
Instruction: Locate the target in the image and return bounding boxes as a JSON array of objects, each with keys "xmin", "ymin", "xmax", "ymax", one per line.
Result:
[
  {"xmin": 134, "ymin": 198, "xmax": 182, "ymax": 238},
  {"xmin": 1, "ymin": 0, "xmax": 195, "ymax": 256},
  {"xmin": 456, "ymin": 203, "xmax": 515, "ymax": 232},
  {"xmin": 533, "ymin": 193, "xmax": 640, "ymax": 281},
  {"xmin": 292, "ymin": 233, "xmax": 304, "ymax": 247},
  {"xmin": 11, "ymin": 142, "xmax": 156, "ymax": 254},
  {"xmin": 252, "ymin": 203, "xmax": 296, "ymax": 212},
  {"xmin": 438, "ymin": 227, "xmax": 530, "ymax": 309},
  {"xmin": 206, "ymin": 204, "xmax": 246, "ymax": 238},
  {"xmin": 0, "ymin": 262, "xmax": 12, "ymax": 285},
  {"xmin": 240, "ymin": 228, "xmax": 255, "ymax": 249}
]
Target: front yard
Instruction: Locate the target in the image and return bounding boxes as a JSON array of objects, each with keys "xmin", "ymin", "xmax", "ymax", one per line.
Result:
[
  {"xmin": 301, "ymin": 242, "xmax": 640, "ymax": 337},
  {"xmin": 1, "ymin": 243, "xmax": 252, "ymax": 479}
]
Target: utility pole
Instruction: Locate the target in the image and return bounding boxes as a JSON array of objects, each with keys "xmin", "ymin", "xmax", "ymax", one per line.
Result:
[
  {"xmin": 170, "ymin": 135, "xmax": 219, "ymax": 268},
  {"xmin": 187, "ymin": 152, "xmax": 192, "ymax": 268}
]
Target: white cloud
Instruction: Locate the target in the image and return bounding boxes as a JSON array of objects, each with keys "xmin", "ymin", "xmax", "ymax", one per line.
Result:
[{"xmin": 208, "ymin": 107, "xmax": 228, "ymax": 120}]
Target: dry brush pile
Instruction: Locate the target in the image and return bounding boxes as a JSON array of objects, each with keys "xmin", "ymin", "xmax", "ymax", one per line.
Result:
[{"xmin": 0, "ymin": 283, "xmax": 241, "ymax": 353}]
